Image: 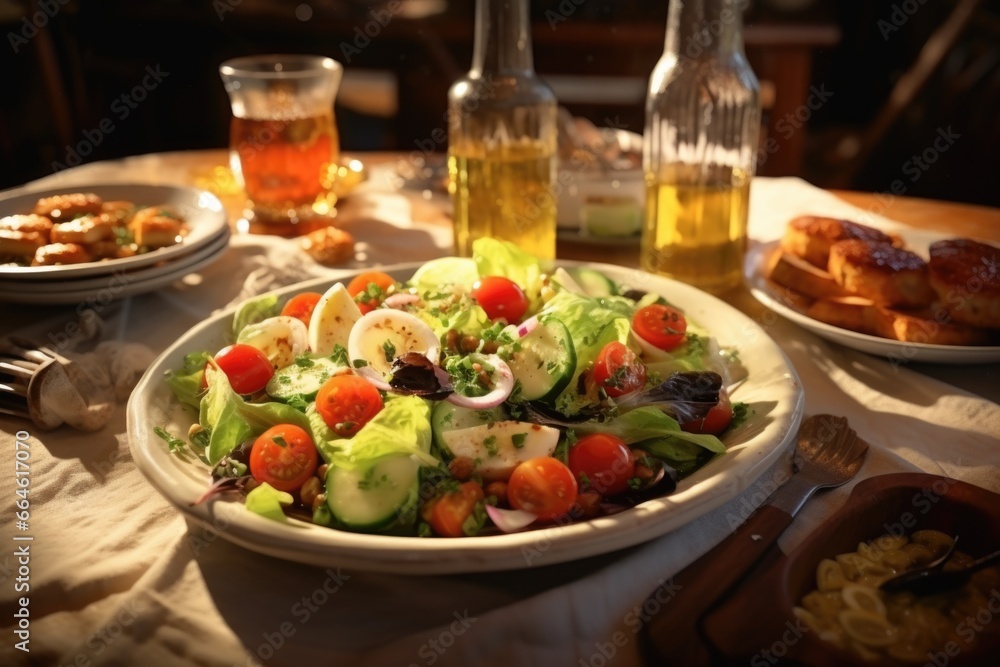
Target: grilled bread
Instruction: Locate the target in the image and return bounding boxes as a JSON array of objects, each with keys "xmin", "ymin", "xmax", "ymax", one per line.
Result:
[
  {"xmin": 928, "ymin": 238, "xmax": 1000, "ymax": 329},
  {"xmin": 805, "ymin": 296, "xmax": 878, "ymax": 335},
  {"xmin": 781, "ymin": 216, "xmax": 897, "ymax": 268},
  {"xmin": 767, "ymin": 246, "xmax": 847, "ymax": 300},
  {"xmin": 31, "ymin": 242, "xmax": 93, "ymax": 266},
  {"xmin": 872, "ymin": 305, "xmax": 994, "ymax": 346},
  {"xmin": 0, "ymin": 215, "xmax": 54, "ymax": 258},
  {"xmin": 51, "ymin": 216, "xmax": 115, "ymax": 244},
  {"xmin": 827, "ymin": 239, "xmax": 935, "ymax": 308},
  {"xmin": 0, "ymin": 228, "xmax": 48, "ymax": 257},
  {"xmin": 129, "ymin": 207, "xmax": 184, "ymax": 248},
  {"xmin": 32, "ymin": 192, "xmax": 103, "ymax": 220}
]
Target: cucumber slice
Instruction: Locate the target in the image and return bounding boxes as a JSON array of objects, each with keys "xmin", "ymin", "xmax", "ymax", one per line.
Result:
[
  {"xmin": 571, "ymin": 267, "xmax": 618, "ymax": 297},
  {"xmin": 265, "ymin": 357, "xmax": 343, "ymax": 402},
  {"xmin": 431, "ymin": 402, "xmax": 504, "ymax": 453},
  {"xmin": 325, "ymin": 455, "xmax": 420, "ymax": 531},
  {"xmin": 503, "ymin": 316, "xmax": 575, "ymax": 402}
]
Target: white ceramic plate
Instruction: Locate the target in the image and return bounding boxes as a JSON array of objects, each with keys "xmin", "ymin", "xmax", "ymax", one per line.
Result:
[
  {"xmin": 0, "ymin": 184, "xmax": 227, "ymax": 278},
  {"xmin": 127, "ymin": 261, "xmax": 804, "ymax": 574},
  {"xmin": 0, "ymin": 227, "xmax": 230, "ymax": 305},
  {"xmin": 745, "ymin": 240, "xmax": 1000, "ymax": 364}
]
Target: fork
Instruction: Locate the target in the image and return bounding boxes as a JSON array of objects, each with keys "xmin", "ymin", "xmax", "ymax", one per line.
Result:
[
  {"xmin": 638, "ymin": 414, "xmax": 869, "ymax": 665},
  {"xmin": 0, "ymin": 335, "xmax": 113, "ymax": 430}
]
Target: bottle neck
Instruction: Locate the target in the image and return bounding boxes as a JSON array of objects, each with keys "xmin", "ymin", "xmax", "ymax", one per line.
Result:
[
  {"xmin": 471, "ymin": 0, "xmax": 534, "ymax": 75},
  {"xmin": 664, "ymin": 0, "xmax": 745, "ymax": 60}
]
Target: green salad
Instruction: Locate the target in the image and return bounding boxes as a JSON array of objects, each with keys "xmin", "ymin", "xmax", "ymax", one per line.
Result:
[{"xmin": 158, "ymin": 238, "xmax": 747, "ymax": 537}]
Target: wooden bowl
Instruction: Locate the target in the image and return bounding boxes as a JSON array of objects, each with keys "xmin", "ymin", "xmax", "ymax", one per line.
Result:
[{"xmin": 701, "ymin": 473, "xmax": 1000, "ymax": 666}]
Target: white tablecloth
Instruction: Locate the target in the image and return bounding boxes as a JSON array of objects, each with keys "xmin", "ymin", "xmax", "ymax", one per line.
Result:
[{"xmin": 1, "ymin": 152, "xmax": 998, "ymax": 667}]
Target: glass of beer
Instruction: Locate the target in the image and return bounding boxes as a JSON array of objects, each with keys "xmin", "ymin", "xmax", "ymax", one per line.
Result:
[{"xmin": 219, "ymin": 54, "xmax": 343, "ymax": 237}]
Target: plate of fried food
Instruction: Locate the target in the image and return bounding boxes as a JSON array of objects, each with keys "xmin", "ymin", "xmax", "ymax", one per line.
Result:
[
  {"xmin": 745, "ymin": 215, "xmax": 1000, "ymax": 364},
  {"xmin": 0, "ymin": 184, "xmax": 230, "ymax": 304}
]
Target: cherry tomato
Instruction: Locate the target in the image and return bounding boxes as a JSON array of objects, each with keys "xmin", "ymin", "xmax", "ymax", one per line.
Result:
[
  {"xmin": 315, "ymin": 375, "xmax": 384, "ymax": 437},
  {"xmin": 632, "ymin": 304, "xmax": 688, "ymax": 351},
  {"xmin": 280, "ymin": 292, "xmax": 322, "ymax": 328},
  {"xmin": 471, "ymin": 276, "xmax": 528, "ymax": 322},
  {"xmin": 205, "ymin": 343, "xmax": 274, "ymax": 394},
  {"xmin": 249, "ymin": 424, "xmax": 319, "ymax": 493},
  {"xmin": 507, "ymin": 456, "xmax": 578, "ymax": 521},
  {"xmin": 422, "ymin": 481, "xmax": 485, "ymax": 537},
  {"xmin": 681, "ymin": 388, "xmax": 734, "ymax": 435},
  {"xmin": 568, "ymin": 434, "xmax": 636, "ymax": 497},
  {"xmin": 347, "ymin": 271, "xmax": 396, "ymax": 314},
  {"xmin": 591, "ymin": 341, "xmax": 646, "ymax": 397}
]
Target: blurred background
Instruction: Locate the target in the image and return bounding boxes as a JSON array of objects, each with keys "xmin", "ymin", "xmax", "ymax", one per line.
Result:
[{"xmin": 0, "ymin": 0, "xmax": 997, "ymax": 206}]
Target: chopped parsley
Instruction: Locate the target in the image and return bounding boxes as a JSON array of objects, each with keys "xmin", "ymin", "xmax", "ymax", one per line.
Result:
[
  {"xmin": 511, "ymin": 433, "xmax": 527, "ymax": 449},
  {"xmin": 330, "ymin": 344, "xmax": 350, "ymax": 367},
  {"xmin": 382, "ymin": 339, "xmax": 397, "ymax": 362}
]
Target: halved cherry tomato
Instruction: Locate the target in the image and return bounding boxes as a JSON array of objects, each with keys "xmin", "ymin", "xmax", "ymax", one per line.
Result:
[
  {"xmin": 422, "ymin": 481, "xmax": 485, "ymax": 537},
  {"xmin": 471, "ymin": 276, "xmax": 528, "ymax": 322},
  {"xmin": 205, "ymin": 343, "xmax": 274, "ymax": 394},
  {"xmin": 249, "ymin": 424, "xmax": 318, "ymax": 493},
  {"xmin": 591, "ymin": 341, "xmax": 646, "ymax": 397},
  {"xmin": 568, "ymin": 433, "xmax": 635, "ymax": 497},
  {"xmin": 507, "ymin": 456, "xmax": 578, "ymax": 521},
  {"xmin": 315, "ymin": 375, "xmax": 384, "ymax": 437},
  {"xmin": 632, "ymin": 304, "xmax": 688, "ymax": 351},
  {"xmin": 681, "ymin": 387, "xmax": 734, "ymax": 435},
  {"xmin": 280, "ymin": 292, "xmax": 322, "ymax": 328},
  {"xmin": 347, "ymin": 271, "xmax": 396, "ymax": 314}
]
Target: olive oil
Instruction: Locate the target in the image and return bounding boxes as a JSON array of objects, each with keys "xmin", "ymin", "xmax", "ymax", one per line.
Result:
[
  {"xmin": 449, "ymin": 138, "xmax": 557, "ymax": 259},
  {"xmin": 447, "ymin": 0, "xmax": 558, "ymax": 260},
  {"xmin": 640, "ymin": 166, "xmax": 751, "ymax": 294}
]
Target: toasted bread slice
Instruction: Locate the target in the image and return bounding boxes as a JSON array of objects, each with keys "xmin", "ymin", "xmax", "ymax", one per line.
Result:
[
  {"xmin": 828, "ymin": 239, "xmax": 935, "ymax": 308},
  {"xmin": 51, "ymin": 215, "xmax": 115, "ymax": 244},
  {"xmin": 806, "ymin": 296, "xmax": 878, "ymax": 334},
  {"xmin": 928, "ymin": 238, "xmax": 1000, "ymax": 329},
  {"xmin": 129, "ymin": 207, "xmax": 184, "ymax": 248},
  {"xmin": 767, "ymin": 247, "xmax": 847, "ymax": 300},
  {"xmin": 1, "ymin": 213, "xmax": 54, "ymax": 236},
  {"xmin": 31, "ymin": 242, "xmax": 93, "ymax": 266},
  {"xmin": 32, "ymin": 192, "xmax": 103, "ymax": 220},
  {"xmin": 872, "ymin": 305, "xmax": 993, "ymax": 346},
  {"xmin": 0, "ymin": 228, "xmax": 48, "ymax": 257},
  {"xmin": 781, "ymin": 216, "xmax": 896, "ymax": 268}
]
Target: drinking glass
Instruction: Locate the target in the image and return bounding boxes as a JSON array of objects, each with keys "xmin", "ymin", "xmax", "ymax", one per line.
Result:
[{"xmin": 219, "ymin": 54, "xmax": 343, "ymax": 237}]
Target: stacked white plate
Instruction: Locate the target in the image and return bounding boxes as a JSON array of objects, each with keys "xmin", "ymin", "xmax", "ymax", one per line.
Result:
[{"xmin": 0, "ymin": 184, "xmax": 230, "ymax": 305}]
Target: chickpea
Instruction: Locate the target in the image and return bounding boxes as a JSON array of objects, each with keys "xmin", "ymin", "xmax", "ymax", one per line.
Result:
[{"xmin": 448, "ymin": 456, "xmax": 476, "ymax": 481}]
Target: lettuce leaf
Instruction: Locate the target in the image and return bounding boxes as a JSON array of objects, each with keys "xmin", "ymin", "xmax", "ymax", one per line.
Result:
[
  {"xmin": 540, "ymin": 291, "xmax": 637, "ymax": 415},
  {"xmin": 409, "ymin": 257, "xmax": 479, "ymax": 291},
  {"xmin": 200, "ymin": 366, "xmax": 311, "ymax": 464},
  {"xmin": 574, "ymin": 406, "xmax": 726, "ymax": 454},
  {"xmin": 165, "ymin": 351, "xmax": 211, "ymax": 410},
  {"xmin": 232, "ymin": 294, "xmax": 280, "ymax": 340},
  {"xmin": 245, "ymin": 482, "xmax": 293, "ymax": 522},
  {"xmin": 327, "ymin": 395, "xmax": 437, "ymax": 470}
]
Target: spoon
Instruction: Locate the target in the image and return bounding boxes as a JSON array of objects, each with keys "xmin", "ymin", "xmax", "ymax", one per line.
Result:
[
  {"xmin": 880, "ymin": 536, "xmax": 959, "ymax": 594},
  {"xmin": 881, "ymin": 541, "xmax": 1000, "ymax": 596}
]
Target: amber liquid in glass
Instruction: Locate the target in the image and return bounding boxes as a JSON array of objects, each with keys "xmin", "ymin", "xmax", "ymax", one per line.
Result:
[
  {"xmin": 640, "ymin": 164, "xmax": 751, "ymax": 294},
  {"xmin": 449, "ymin": 138, "xmax": 557, "ymax": 259},
  {"xmin": 230, "ymin": 111, "xmax": 339, "ymax": 234}
]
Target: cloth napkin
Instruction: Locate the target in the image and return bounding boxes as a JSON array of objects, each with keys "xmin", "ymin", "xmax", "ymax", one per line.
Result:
[{"xmin": 1, "ymin": 171, "xmax": 998, "ymax": 667}]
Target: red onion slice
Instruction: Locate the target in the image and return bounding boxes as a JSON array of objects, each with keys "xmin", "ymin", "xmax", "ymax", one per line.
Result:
[
  {"xmin": 383, "ymin": 292, "xmax": 421, "ymax": 309},
  {"xmin": 444, "ymin": 355, "xmax": 515, "ymax": 409},
  {"xmin": 515, "ymin": 316, "xmax": 539, "ymax": 338},
  {"xmin": 353, "ymin": 365, "xmax": 392, "ymax": 392},
  {"xmin": 486, "ymin": 505, "xmax": 538, "ymax": 533}
]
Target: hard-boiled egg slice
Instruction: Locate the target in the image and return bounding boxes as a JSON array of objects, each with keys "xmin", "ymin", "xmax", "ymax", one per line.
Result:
[
  {"xmin": 348, "ymin": 309, "xmax": 440, "ymax": 379},
  {"xmin": 236, "ymin": 315, "xmax": 308, "ymax": 370},
  {"xmin": 308, "ymin": 282, "xmax": 362, "ymax": 356}
]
